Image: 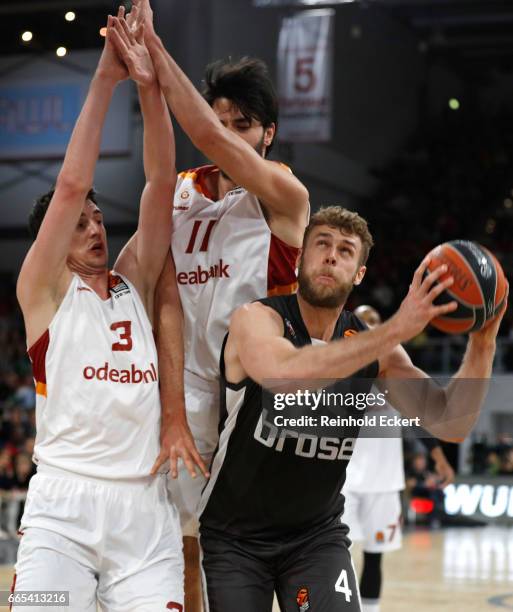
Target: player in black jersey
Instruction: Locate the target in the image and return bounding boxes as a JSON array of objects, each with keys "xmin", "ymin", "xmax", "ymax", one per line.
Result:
[{"xmin": 199, "ymin": 206, "xmax": 507, "ymax": 612}]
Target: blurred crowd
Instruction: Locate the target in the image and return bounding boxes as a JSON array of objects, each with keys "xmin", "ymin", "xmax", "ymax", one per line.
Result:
[
  {"xmin": 0, "ymin": 274, "xmax": 36, "ymax": 538},
  {"xmin": 469, "ymin": 433, "xmax": 513, "ymax": 476},
  {"xmin": 354, "ymin": 106, "xmax": 513, "ymax": 362}
]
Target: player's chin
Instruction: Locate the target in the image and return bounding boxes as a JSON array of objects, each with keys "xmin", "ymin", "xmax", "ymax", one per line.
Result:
[{"xmin": 88, "ymin": 251, "xmax": 108, "ymax": 268}]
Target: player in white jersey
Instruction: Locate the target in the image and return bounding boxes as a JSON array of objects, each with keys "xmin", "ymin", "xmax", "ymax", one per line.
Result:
[
  {"xmin": 120, "ymin": 2, "xmax": 309, "ymax": 609},
  {"xmin": 14, "ymin": 8, "xmax": 183, "ymax": 611},
  {"xmin": 343, "ymin": 305, "xmax": 455, "ymax": 612}
]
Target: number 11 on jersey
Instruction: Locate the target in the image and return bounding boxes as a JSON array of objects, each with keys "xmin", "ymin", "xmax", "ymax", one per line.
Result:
[{"xmin": 185, "ymin": 219, "xmax": 217, "ymax": 254}]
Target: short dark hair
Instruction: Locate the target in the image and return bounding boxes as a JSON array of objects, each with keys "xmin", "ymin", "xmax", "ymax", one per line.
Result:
[
  {"xmin": 202, "ymin": 57, "xmax": 278, "ymax": 154},
  {"xmin": 303, "ymin": 206, "xmax": 374, "ymax": 265},
  {"xmin": 28, "ymin": 187, "xmax": 98, "ymax": 239}
]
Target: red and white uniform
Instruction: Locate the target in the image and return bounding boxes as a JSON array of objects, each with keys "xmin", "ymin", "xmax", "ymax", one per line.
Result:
[
  {"xmin": 343, "ymin": 402, "xmax": 404, "ymax": 553},
  {"xmin": 14, "ymin": 273, "xmax": 184, "ymax": 612},
  {"xmin": 29, "ymin": 272, "xmax": 160, "ymax": 479},
  {"xmin": 171, "ymin": 164, "xmax": 300, "ymax": 535}
]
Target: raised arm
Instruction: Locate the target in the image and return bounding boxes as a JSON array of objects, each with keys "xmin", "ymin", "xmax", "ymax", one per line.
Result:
[
  {"xmin": 137, "ymin": 0, "xmax": 308, "ymax": 239},
  {"xmin": 110, "ymin": 14, "xmax": 176, "ymax": 314},
  {"xmin": 378, "ymin": 294, "xmax": 506, "ymax": 442},
  {"xmin": 228, "ymin": 259, "xmax": 457, "ymax": 385},
  {"xmin": 17, "ymin": 11, "xmax": 128, "ymax": 344}
]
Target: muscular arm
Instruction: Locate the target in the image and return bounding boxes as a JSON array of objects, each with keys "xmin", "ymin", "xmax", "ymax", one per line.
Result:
[
  {"xmin": 227, "ymin": 302, "xmax": 405, "ymax": 386},
  {"xmin": 228, "ymin": 257, "xmax": 458, "ymax": 385},
  {"xmin": 151, "ymin": 254, "xmax": 209, "ymax": 478},
  {"xmin": 377, "ymin": 334, "xmax": 496, "ymax": 442},
  {"xmin": 155, "ymin": 253, "xmax": 185, "ymax": 424},
  {"xmin": 143, "ymin": 27, "xmax": 308, "ymax": 239},
  {"xmin": 17, "ymin": 18, "xmax": 126, "ymax": 344},
  {"xmin": 111, "ymin": 17, "xmax": 176, "ymax": 316},
  {"xmin": 227, "ymin": 261, "xmax": 505, "ymax": 442}
]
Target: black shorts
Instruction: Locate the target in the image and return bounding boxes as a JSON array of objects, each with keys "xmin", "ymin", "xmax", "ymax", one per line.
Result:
[{"xmin": 200, "ymin": 521, "xmax": 361, "ymax": 612}]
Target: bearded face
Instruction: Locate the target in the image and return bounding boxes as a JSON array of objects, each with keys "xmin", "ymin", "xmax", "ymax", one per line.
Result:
[
  {"xmin": 298, "ymin": 259, "xmax": 357, "ymax": 308},
  {"xmin": 297, "ymin": 226, "xmax": 366, "ymax": 309}
]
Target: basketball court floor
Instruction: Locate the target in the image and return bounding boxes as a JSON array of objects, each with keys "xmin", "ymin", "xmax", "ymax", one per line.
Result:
[{"xmin": 0, "ymin": 526, "xmax": 510, "ymax": 611}]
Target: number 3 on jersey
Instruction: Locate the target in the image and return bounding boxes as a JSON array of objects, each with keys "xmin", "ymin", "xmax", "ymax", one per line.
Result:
[
  {"xmin": 111, "ymin": 321, "xmax": 132, "ymax": 351},
  {"xmin": 335, "ymin": 569, "xmax": 352, "ymax": 602}
]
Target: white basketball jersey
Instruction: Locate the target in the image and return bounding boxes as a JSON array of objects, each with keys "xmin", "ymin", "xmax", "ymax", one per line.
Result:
[
  {"xmin": 29, "ymin": 273, "xmax": 160, "ymax": 480},
  {"xmin": 172, "ymin": 165, "xmax": 300, "ymax": 382},
  {"xmin": 344, "ymin": 400, "xmax": 406, "ymax": 493}
]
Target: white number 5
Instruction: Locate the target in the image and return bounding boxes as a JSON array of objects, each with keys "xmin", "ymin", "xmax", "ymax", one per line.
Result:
[{"xmin": 335, "ymin": 568, "xmax": 352, "ymax": 602}]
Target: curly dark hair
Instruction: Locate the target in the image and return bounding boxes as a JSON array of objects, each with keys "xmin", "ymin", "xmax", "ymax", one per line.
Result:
[
  {"xmin": 202, "ymin": 56, "xmax": 278, "ymax": 154},
  {"xmin": 28, "ymin": 187, "xmax": 98, "ymax": 239}
]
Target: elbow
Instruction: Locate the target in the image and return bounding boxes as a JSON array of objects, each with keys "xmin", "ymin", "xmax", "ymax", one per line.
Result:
[
  {"xmin": 146, "ymin": 173, "xmax": 177, "ymax": 193},
  {"xmin": 55, "ymin": 173, "xmax": 90, "ymax": 199}
]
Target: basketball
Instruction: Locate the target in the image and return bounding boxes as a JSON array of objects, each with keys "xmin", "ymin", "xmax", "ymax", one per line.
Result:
[{"xmin": 427, "ymin": 240, "xmax": 507, "ymax": 334}]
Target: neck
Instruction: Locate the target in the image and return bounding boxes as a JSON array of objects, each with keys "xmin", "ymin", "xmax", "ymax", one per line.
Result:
[
  {"xmin": 216, "ymin": 172, "xmax": 238, "ymax": 201},
  {"xmin": 297, "ymin": 293, "xmax": 345, "ymax": 342},
  {"xmin": 69, "ymin": 264, "xmax": 110, "ymax": 299}
]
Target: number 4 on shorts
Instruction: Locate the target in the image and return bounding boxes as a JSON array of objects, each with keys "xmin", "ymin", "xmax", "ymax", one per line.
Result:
[{"xmin": 335, "ymin": 568, "xmax": 352, "ymax": 602}]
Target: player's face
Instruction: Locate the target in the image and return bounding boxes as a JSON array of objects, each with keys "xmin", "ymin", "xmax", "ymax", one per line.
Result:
[
  {"xmin": 67, "ymin": 200, "xmax": 108, "ymax": 273},
  {"xmin": 212, "ymin": 97, "xmax": 275, "ymax": 179},
  {"xmin": 298, "ymin": 225, "xmax": 367, "ymax": 308}
]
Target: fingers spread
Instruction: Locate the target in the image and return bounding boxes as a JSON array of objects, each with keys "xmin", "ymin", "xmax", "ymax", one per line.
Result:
[
  {"xmin": 421, "ymin": 264, "xmax": 448, "ymax": 296},
  {"xmin": 150, "ymin": 451, "xmax": 166, "ymax": 475},
  {"xmin": 427, "ymin": 275, "xmax": 454, "ymax": 301},
  {"xmin": 412, "ymin": 255, "xmax": 432, "ymax": 290},
  {"xmin": 432, "ymin": 301, "xmax": 458, "ymax": 317}
]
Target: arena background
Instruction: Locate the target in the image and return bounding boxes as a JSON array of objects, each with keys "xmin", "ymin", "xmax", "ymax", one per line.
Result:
[{"xmin": 0, "ymin": 1, "xmax": 512, "ymax": 610}]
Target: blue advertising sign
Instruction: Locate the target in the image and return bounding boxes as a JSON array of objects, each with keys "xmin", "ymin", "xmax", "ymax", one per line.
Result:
[
  {"xmin": 0, "ymin": 83, "xmax": 81, "ymax": 159},
  {"xmin": 0, "ymin": 80, "xmax": 130, "ymax": 160}
]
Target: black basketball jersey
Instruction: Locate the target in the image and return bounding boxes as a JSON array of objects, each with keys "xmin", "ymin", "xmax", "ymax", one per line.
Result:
[{"xmin": 199, "ymin": 293, "xmax": 379, "ymax": 539}]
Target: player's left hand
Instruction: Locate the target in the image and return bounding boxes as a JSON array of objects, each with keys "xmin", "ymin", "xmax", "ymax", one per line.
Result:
[
  {"xmin": 109, "ymin": 7, "xmax": 156, "ymax": 88},
  {"xmin": 433, "ymin": 457, "xmax": 455, "ymax": 488},
  {"xmin": 151, "ymin": 412, "xmax": 210, "ymax": 480},
  {"xmin": 470, "ymin": 282, "xmax": 509, "ymax": 343}
]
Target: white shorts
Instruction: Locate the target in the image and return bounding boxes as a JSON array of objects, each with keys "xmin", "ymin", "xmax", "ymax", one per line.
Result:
[
  {"xmin": 13, "ymin": 466, "xmax": 184, "ymax": 612},
  {"xmin": 343, "ymin": 490, "xmax": 402, "ymax": 553},
  {"xmin": 168, "ymin": 371, "xmax": 218, "ymax": 538}
]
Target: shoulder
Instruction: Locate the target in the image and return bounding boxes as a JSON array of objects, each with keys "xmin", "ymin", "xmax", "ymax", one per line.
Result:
[
  {"xmin": 274, "ymin": 161, "xmax": 293, "ymax": 174},
  {"xmin": 177, "ymin": 165, "xmax": 218, "ymax": 199},
  {"xmin": 230, "ymin": 301, "xmax": 284, "ymax": 337},
  {"xmin": 346, "ymin": 312, "xmax": 370, "ymax": 333}
]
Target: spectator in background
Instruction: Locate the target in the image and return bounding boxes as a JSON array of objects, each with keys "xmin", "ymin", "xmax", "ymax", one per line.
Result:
[
  {"xmin": 499, "ymin": 448, "xmax": 513, "ymax": 475},
  {"xmin": 406, "ymin": 452, "xmax": 445, "ymax": 525},
  {"xmin": 0, "ymin": 448, "xmax": 14, "ymax": 491},
  {"xmin": 485, "ymin": 451, "xmax": 501, "ymax": 476},
  {"xmin": 0, "ymin": 447, "xmax": 14, "ymax": 539}
]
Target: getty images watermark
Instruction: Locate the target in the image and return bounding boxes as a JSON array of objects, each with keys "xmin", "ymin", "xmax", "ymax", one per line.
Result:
[
  {"xmin": 259, "ymin": 378, "xmax": 493, "ymax": 439},
  {"xmin": 272, "ymin": 388, "xmax": 419, "ymax": 428}
]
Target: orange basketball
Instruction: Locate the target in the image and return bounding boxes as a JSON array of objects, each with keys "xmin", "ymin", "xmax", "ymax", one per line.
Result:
[{"xmin": 426, "ymin": 241, "xmax": 507, "ymax": 334}]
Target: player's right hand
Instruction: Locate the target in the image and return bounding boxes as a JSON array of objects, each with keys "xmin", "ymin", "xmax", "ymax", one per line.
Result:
[
  {"xmin": 97, "ymin": 8, "xmax": 130, "ymax": 83},
  {"xmin": 133, "ymin": 0, "xmax": 156, "ymax": 39},
  {"xmin": 394, "ymin": 256, "xmax": 458, "ymax": 342},
  {"xmin": 150, "ymin": 412, "xmax": 210, "ymax": 480},
  {"xmin": 109, "ymin": 9, "xmax": 156, "ymax": 88}
]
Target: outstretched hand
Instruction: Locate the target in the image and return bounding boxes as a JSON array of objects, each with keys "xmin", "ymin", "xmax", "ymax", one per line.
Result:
[
  {"xmin": 97, "ymin": 7, "xmax": 130, "ymax": 82},
  {"xmin": 471, "ymin": 282, "xmax": 509, "ymax": 344},
  {"xmin": 132, "ymin": 0, "xmax": 156, "ymax": 39},
  {"xmin": 109, "ymin": 6, "xmax": 156, "ymax": 87}
]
